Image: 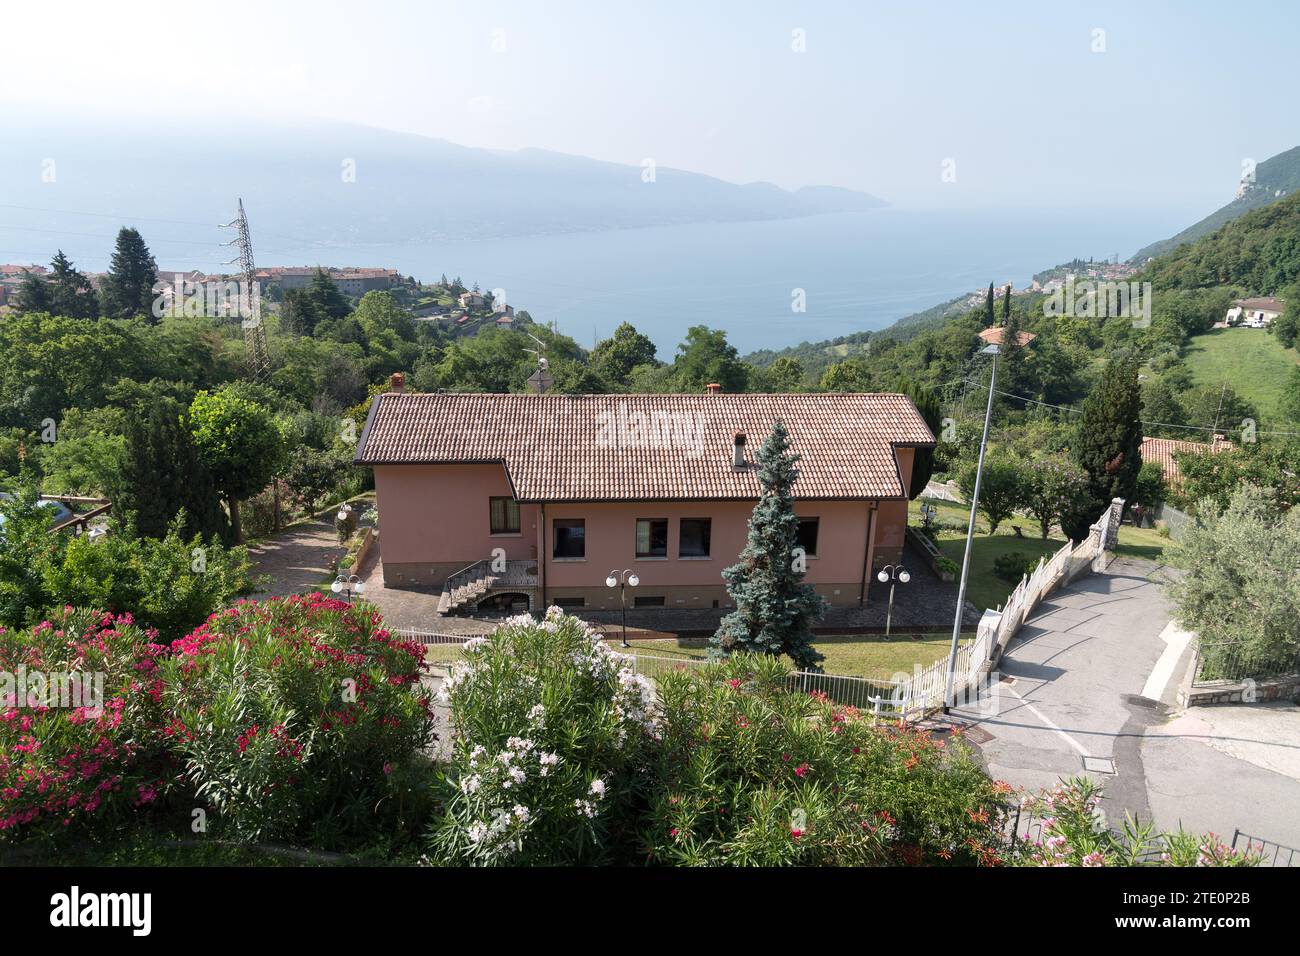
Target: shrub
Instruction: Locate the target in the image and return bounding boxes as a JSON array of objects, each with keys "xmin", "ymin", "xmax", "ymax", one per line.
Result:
[
  {"xmin": 157, "ymin": 594, "xmax": 434, "ymax": 847},
  {"xmin": 993, "ymin": 551, "xmax": 1035, "ymax": 583},
  {"xmin": 1167, "ymin": 485, "xmax": 1300, "ymax": 676},
  {"xmin": 1012, "ymin": 778, "xmax": 1262, "ymax": 867},
  {"xmin": 0, "ymin": 492, "xmax": 257, "ymax": 642},
  {"xmin": 426, "ymin": 608, "xmax": 659, "ymax": 865},
  {"xmin": 958, "ymin": 454, "xmax": 1025, "ymax": 535},
  {"xmin": 0, "ymin": 608, "xmax": 167, "ymax": 836},
  {"xmin": 642, "ymin": 655, "xmax": 1007, "ymax": 865}
]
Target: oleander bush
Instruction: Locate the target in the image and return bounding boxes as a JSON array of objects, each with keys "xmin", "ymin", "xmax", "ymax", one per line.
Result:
[
  {"xmin": 426, "ymin": 608, "xmax": 659, "ymax": 865},
  {"xmin": 643, "ymin": 654, "xmax": 1008, "ymax": 865},
  {"xmin": 426, "ymin": 608, "xmax": 1010, "ymax": 866},
  {"xmin": 1011, "ymin": 777, "xmax": 1263, "ymax": 867},
  {"xmin": 158, "ymin": 594, "xmax": 435, "ymax": 846},
  {"xmin": 0, "ymin": 608, "xmax": 167, "ymax": 836},
  {"xmin": 0, "ymin": 596, "xmax": 434, "ymax": 853}
]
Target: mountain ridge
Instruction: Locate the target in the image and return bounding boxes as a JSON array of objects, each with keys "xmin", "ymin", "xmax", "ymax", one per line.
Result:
[
  {"xmin": 1129, "ymin": 144, "xmax": 1300, "ymax": 264},
  {"xmin": 0, "ymin": 115, "xmax": 886, "ymax": 247}
]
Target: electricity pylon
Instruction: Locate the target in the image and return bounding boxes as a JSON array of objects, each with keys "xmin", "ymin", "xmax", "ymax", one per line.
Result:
[{"xmin": 220, "ymin": 199, "xmax": 271, "ymax": 380}]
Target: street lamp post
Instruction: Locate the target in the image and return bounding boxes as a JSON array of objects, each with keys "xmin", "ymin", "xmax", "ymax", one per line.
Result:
[
  {"xmin": 875, "ymin": 564, "xmax": 911, "ymax": 637},
  {"xmin": 331, "ymin": 572, "xmax": 365, "ymax": 602},
  {"xmin": 943, "ymin": 343, "xmax": 999, "ymax": 713},
  {"xmin": 604, "ymin": 569, "xmax": 640, "ymax": 648}
]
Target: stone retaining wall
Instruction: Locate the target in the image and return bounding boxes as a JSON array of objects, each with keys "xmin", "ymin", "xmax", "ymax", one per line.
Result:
[{"xmin": 1181, "ymin": 673, "xmax": 1300, "ymax": 707}]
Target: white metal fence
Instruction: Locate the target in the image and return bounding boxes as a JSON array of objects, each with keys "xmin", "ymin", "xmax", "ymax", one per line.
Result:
[
  {"xmin": 628, "ymin": 636, "xmax": 993, "ymax": 722},
  {"xmin": 392, "ymin": 627, "xmax": 474, "ymax": 647},
  {"xmin": 987, "ymin": 505, "xmax": 1117, "ymax": 661}
]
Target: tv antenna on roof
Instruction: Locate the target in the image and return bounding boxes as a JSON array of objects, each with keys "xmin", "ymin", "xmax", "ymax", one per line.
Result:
[{"xmin": 523, "ymin": 331, "xmax": 553, "ymax": 394}]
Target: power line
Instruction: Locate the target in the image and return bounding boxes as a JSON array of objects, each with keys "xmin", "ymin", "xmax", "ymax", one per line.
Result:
[{"xmin": 952, "ymin": 376, "xmax": 1300, "ymax": 440}]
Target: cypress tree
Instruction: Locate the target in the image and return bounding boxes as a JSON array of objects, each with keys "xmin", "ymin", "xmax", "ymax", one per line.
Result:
[
  {"xmin": 1069, "ymin": 357, "xmax": 1142, "ymax": 539},
  {"xmin": 898, "ymin": 378, "xmax": 941, "ymax": 498},
  {"xmin": 998, "ymin": 294, "xmax": 1026, "ymax": 395},
  {"xmin": 983, "ymin": 282, "xmax": 995, "ymax": 327},
  {"xmin": 711, "ymin": 420, "xmax": 827, "ymax": 671},
  {"xmin": 47, "ymin": 250, "xmax": 100, "ymax": 319},
  {"xmin": 11, "ymin": 270, "xmax": 51, "ymax": 315},
  {"xmin": 116, "ymin": 399, "xmax": 230, "ymax": 542},
  {"xmin": 101, "ymin": 227, "xmax": 159, "ymax": 319}
]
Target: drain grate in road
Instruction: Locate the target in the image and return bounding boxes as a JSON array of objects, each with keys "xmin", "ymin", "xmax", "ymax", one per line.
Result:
[
  {"xmin": 963, "ymin": 726, "xmax": 995, "ymax": 744},
  {"xmin": 1082, "ymin": 756, "xmax": 1116, "ymax": 774}
]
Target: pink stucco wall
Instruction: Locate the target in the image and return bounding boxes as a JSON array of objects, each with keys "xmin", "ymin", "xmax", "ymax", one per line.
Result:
[
  {"xmin": 374, "ymin": 463, "xmax": 539, "ymax": 567},
  {"xmin": 540, "ymin": 499, "xmax": 872, "ymax": 589},
  {"xmin": 372, "ymin": 444, "xmax": 917, "ymax": 597}
]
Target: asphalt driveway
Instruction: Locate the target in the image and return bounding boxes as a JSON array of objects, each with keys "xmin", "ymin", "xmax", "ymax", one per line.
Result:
[{"xmin": 954, "ymin": 557, "xmax": 1300, "ymax": 853}]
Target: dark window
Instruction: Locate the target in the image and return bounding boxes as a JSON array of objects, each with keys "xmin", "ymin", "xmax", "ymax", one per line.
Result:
[
  {"xmin": 636, "ymin": 518, "xmax": 668, "ymax": 558},
  {"xmin": 554, "ymin": 596, "xmax": 585, "ymax": 608},
  {"xmin": 679, "ymin": 518, "xmax": 711, "ymax": 558},
  {"xmin": 796, "ymin": 517, "xmax": 819, "ymax": 557},
  {"xmin": 553, "ymin": 518, "xmax": 586, "ymax": 559},
  {"xmin": 634, "ymin": 596, "xmax": 665, "ymax": 608},
  {"xmin": 490, "ymin": 496, "xmax": 520, "ymax": 534}
]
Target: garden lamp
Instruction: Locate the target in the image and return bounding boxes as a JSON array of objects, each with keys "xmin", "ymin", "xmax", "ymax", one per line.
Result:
[
  {"xmin": 877, "ymin": 565, "xmax": 910, "ymax": 637},
  {"xmin": 606, "ymin": 569, "xmax": 639, "ymax": 648}
]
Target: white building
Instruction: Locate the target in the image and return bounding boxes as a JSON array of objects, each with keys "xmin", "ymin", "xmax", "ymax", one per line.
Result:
[{"xmin": 1225, "ymin": 297, "xmax": 1284, "ymax": 328}]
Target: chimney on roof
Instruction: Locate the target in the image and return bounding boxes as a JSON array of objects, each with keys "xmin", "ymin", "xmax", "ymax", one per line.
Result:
[
  {"xmin": 705, "ymin": 382, "xmax": 721, "ymax": 394},
  {"xmin": 389, "ymin": 372, "xmax": 405, "ymax": 393},
  {"xmin": 733, "ymin": 431, "xmax": 746, "ymax": 468}
]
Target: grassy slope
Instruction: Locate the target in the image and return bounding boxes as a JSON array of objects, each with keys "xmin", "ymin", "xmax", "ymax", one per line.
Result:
[
  {"xmin": 1182, "ymin": 327, "xmax": 1299, "ymax": 424},
  {"xmin": 911, "ymin": 499, "xmax": 1168, "ymax": 612}
]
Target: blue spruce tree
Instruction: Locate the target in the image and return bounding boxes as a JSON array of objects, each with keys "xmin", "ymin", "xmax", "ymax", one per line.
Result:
[{"xmin": 711, "ymin": 419, "xmax": 827, "ymax": 670}]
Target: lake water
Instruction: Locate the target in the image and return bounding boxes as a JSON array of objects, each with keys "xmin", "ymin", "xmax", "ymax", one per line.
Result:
[
  {"xmin": 18, "ymin": 204, "xmax": 1191, "ymax": 355},
  {"xmin": 343, "ymin": 207, "xmax": 1188, "ymax": 354}
]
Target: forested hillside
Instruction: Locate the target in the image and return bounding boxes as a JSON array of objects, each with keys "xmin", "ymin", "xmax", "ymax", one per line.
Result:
[
  {"xmin": 1131, "ymin": 144, "xmax": 1300, "ymax": 264},
  {"xmin": 1140, "ymin": 190, "xmax": 1300, "ymax": 294}
]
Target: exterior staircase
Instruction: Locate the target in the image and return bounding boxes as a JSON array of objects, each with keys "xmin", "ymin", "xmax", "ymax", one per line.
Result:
[{"xmin": 437, "ymin": 559, "xmax": 539, "ymax": 615}]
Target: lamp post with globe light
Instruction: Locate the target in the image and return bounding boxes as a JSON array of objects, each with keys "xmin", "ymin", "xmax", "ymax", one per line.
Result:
[
  {"xmin": 605, "ymin": 569, "xmax": 639, "ymax": 648},
  {"xmin": 331, "ymin": 572, "xmax": 365, "ymax": 602},
  {"xmin": 944, "ymin": 342, "xmax": 999, "ymax": 713},
  {"xmin": 876, "ymin": 564, "xmax": 911, "ymax": 637}
]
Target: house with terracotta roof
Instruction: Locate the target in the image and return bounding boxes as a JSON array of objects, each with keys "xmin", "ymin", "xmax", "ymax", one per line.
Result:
[
  {"xmin": 354, "ymin": 381, "xmax": 935, "ymax": 614},
  {"xmin": 1139, "ymin": 435, "xmax": 1231, "ymax": 493},
  {"xmin": 977, "ymin": 325, "xmax": 1037, "ymax": 347}
]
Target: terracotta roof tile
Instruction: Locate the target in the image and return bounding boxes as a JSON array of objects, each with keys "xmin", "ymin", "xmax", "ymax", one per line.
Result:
[
  {"xmin": 356, "ymin": 392, "xmax": 934, "ymax": 502},
  {"xmin": 978, "ymin": 326, "xmax": 1037, "ymax": 346},
  {"xmin": 1139, "ymin": 435, "xmax": 1231, "ymax": 491}
]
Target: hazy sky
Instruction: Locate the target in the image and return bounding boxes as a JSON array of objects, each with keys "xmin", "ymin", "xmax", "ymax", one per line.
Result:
[{"xmin": 3, "ymin": 0, "xmax": 1298, "ymax": 210}]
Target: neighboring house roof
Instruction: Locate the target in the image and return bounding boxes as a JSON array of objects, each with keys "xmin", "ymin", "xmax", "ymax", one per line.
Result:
[
  {"xmin": 1232, "ymin": 297, "xmax": 1285, "ymax": 313},
  {"xmin": 978, "ymin": 325, "xmax": 1037, "ymax": 346},
  {"xmin": 355, "ymin": 392, "xmax": 935, "ymax": 502},
  {"xmin": 1139, "ymin": 436, "xmax": 1231, "ymax": 490}
]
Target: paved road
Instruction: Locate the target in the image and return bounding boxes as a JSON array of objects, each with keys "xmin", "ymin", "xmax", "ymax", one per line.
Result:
[{"xmin": 955, "ymin": 557, "xmax": 1300, "ymax": 852}]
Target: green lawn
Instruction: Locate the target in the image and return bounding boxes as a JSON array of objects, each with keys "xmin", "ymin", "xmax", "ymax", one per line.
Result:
[
  {"xmin": 911, "ymin": 498, "xmax": 1166, "ymax": 612},
  {"xmin": 426, "ymin": 633, "xmax": 961, "ymax": 680},
  {"xmin": 1183, "ymin": 327, "xmax": 1299, "ymax": 423}
]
